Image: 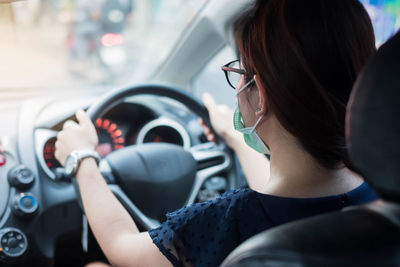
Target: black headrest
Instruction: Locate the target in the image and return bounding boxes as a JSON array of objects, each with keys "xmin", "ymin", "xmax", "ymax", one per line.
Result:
[{"xmin": 347, "ymin": 32, "xmax": 400, "ymax": 202}]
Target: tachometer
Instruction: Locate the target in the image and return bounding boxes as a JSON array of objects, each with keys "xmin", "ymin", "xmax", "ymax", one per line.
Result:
[
  {"xmin": 42, "ymin": 118, "xmax": 125, "ymax": 172},
  {"xmin": 95, "ymin": 118, "xmax": 125, "ymax": 157}
]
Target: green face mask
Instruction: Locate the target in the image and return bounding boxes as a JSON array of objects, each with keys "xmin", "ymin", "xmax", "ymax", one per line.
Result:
[
  {"xmin": 233, "ymin": 105, "xmax": 270, "ymax": 154},
  {"xmin": 233, "ymin": 78, "xmax": 270, "ymax": 155}
]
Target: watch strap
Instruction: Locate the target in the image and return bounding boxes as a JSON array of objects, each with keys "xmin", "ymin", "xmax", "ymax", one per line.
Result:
[
  {"xmin": 75, "ymin": 149, "xmax": 100, "ymax": 164},
  {"xmin": 69, "ymin": 149, "xmax": 100, "ymax": 176}
]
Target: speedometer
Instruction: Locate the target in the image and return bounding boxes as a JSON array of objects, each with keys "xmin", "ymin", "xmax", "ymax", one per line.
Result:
[
  {"xmin": 143, "ymin": 126, "xmax": 183, "ymax": 145},
  {"xmin": 136, "ymin": 118, "xmax": 191, "ymax": 149}
]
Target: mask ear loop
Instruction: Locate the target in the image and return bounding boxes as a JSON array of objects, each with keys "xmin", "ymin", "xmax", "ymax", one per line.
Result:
[
  {"xmin": 235, "ymin": 79, "xmax": 254, "ymax": 96},
  {"xmin": 251, "ymin": 114, "xmax": 264, "ymax": 133}
]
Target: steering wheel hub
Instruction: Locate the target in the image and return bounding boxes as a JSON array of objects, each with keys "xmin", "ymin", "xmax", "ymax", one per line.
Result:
[{"xmin": 106, "ymin": 143, "xmax": 197, "ymax": 220}]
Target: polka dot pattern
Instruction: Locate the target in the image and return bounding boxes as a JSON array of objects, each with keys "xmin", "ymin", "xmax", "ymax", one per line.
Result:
[
  {"xmin": 149, "ymin": 188, "xmax": 270, "ymax": 266},
  {"xmin": 148, "ymin": 183, "xmax": 377, "ymax": 267}
]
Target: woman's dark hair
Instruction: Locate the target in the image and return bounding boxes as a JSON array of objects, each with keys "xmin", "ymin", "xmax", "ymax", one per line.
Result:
[{"xmin": 235, "ymin": 0, "xmax": 376, "ymax": 169}]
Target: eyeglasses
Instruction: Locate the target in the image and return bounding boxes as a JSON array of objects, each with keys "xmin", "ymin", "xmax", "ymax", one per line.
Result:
[{"xmin": 221, "ymin": 59, "xmax": 248, "ymax": 89}]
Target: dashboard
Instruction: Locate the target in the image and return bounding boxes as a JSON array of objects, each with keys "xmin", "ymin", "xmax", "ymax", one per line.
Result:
[{"xmin": 36, "ymin": 97, "xmax": 202, "ymax": 181}]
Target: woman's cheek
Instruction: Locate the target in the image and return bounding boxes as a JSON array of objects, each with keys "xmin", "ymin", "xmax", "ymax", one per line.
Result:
[{"xmin": 238, "ymin": 91, "xmax": 258, "ymax": 127}]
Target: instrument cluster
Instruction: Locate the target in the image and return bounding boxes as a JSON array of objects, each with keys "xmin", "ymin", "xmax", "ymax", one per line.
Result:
[{"xmin": 39, "ymin": 101, "xmax": 193, "ymax": 179}]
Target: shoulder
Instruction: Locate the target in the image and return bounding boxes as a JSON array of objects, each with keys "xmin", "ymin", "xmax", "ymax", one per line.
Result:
[
  {"xmin": 162, "ymin": 188, "xmax": 254, "ymax": 230},
  {"xmin": 169, "ymin": 188, "xmax": 253, "ymax": 216},
  {"xmin": 346, "ymin": 182, "xmax": 379, "ymax": 205}
]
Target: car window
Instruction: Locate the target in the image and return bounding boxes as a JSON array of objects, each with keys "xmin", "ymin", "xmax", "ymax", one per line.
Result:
[
  {"xmin": 192, "ymin": 1, "xmax": 400, "ymax": 109},
  {"xmin": 0, "ymin": 0, "xmax": 207, "ymax": 89},
  {"xmin": 192, "ymin": 46, "xmax": 237, "ymax": 109},
  {"xmin": 360, "ymin": 0, "xmax": 400, "ymax": 47}
]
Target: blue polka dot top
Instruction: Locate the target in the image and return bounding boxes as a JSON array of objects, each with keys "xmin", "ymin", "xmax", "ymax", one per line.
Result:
[{"xmin": 149, "ymin": 182, "xmax": 378, "ymax": 267}]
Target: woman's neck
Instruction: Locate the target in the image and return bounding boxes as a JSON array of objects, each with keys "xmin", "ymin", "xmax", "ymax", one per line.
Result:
[{"xmin": 260, "ymin": 119, "xmax": 363, "ymax": 198}]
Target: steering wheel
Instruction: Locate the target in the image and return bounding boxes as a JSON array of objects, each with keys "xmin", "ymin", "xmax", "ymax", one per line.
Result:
[{"xmin": 74, "ymin": 83, "xmax": 238, "ymax": 230}]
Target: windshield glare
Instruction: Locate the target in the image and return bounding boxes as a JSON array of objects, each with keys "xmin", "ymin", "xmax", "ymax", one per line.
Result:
[{"xmin": 0, "ymin": 0, "xmax": 206, "ymax": 89}]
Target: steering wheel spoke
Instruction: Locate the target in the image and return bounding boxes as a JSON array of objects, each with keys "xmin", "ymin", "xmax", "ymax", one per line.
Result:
[
  {"xmin": 98, "ymin": 159, "xmax": 116, "ymax": 184},
  {"xmin": 108, "ymin": 184, "xmax": 161, "ymax": 230},
  {"xmin": 100, "ymin": 158, "xmax": 162, "ymax": 230},
  {"xmin": 186, "ymin": 143, "xmax": 232, "ymax": 205}
]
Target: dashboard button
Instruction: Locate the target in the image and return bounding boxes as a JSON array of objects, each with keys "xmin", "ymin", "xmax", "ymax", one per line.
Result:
[
  {"xmin": 0, "ymin": 228, "xmax": 28, "ymax": 261},
  {"xmin": 7, "ymin": 238, "xmax": 18, "ymax": 249},
  {"xmin": 7, "ymin": 165, "xmax": 35, "ymax": 190},
  {"xmin": 12, "ymin": 193, "xmax": 38, "ymax": 219},
  {"xmin": 22, "ymin": 197, "xmax": 33, "ymax": 209}
]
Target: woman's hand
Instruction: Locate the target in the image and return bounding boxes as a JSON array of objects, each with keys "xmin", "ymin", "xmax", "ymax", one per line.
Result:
[
  {"xmin": 201, "ymin": 93, "xmax": 270, "ymax": 191},
  {"xmin": 55, "ymin": 110, "xmax": 98, "ymax": 166},
  {"xmin": 200, "ymin": 93, "xmax": 241, "ymax": 148}
]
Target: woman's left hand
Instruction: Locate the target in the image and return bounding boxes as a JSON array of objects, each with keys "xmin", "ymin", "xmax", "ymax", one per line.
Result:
[{"xmin": 55, "ymin": 110, "xmax": 98, "ymax": 166}]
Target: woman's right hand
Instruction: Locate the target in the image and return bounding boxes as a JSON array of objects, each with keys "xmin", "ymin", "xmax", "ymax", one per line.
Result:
[
  {"xmin": 201, "ymin": 93, "xmax": 270, "ymax": 191},
  {"xmin": 200, "ymin": 93, "xmax": 241, "ymax": 148}
]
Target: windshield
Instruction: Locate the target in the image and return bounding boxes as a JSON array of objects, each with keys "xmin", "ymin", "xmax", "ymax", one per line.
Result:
[
  {"xmin": 0, "ymin": 0, "xmax": 207, "ymax": 89},
  {"xmin": 1, "ymin": 1, "xmax": 399, "ymax": 91}
]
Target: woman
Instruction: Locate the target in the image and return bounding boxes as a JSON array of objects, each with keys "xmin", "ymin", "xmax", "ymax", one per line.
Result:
[{"xmin": 55, "ymin": 0, "xmax": 378, "ymax": 266}]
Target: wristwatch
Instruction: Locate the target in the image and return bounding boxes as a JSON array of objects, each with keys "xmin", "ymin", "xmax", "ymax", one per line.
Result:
[{"xmin": 64, "ymin": 149, "xmax": 100, "ymax": 177}]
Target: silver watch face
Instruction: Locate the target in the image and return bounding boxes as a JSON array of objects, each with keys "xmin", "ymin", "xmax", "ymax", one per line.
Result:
[{"xmin": 64, "ymin": 153, "xmax": 78, "ymax": 176}]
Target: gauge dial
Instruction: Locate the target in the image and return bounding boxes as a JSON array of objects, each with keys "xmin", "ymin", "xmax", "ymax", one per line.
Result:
[
  {"xmin": 43, "ymin": 137, "xmax": 61, "ymax": 170},
  {"xmin": 143, "ymin": 126, "xmax": 184, "ymax": 146},
  {"xmin": 95, "ymin": 118, "xmax": 125, "ymax": 157},
  {"xmin": 136, "ymin": 118, "xmax": 191, "ymax": 149},
  {"xmin": 42, "ymin": 118, "xmax": 125, "ymax": 171}
]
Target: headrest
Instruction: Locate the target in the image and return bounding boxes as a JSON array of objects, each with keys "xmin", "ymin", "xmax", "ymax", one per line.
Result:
[{"xmin": 347, "ymin": 32, "xmax": 400, "ymax": 202}]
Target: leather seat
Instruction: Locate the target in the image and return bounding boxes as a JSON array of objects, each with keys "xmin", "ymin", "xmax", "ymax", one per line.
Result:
[{"xmin": 221, "ymin": 32, "xmax": 400, "ymax": 267}]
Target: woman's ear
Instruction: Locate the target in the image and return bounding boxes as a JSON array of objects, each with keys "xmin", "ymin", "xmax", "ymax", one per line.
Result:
[{"xmin": 254, "ymin": 75, "xmax": 268, "ymax": 116}]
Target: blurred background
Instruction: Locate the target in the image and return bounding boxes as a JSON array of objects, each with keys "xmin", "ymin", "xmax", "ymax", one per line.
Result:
[
  {"xmin": 360, "ymin": 0, "xmax": 400, "ymax": 46},
  {"xmin": 0, "ymin": 0, "xmax": 399, "ymax": 90},
  {"xmin": 0, "ymin": 0, "xmax": 207, "ymax": 89}
]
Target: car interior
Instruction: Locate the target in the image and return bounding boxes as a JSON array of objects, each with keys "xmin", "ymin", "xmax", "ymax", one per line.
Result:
[{"xmin": 0, "ymin": 0, "xmax": 399, "ymax": 266}]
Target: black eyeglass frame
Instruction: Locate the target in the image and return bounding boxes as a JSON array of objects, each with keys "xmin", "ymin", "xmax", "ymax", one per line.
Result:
[{"xmin": 221, "ymin": 59, "xmax": 247, "ymax": 89}]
